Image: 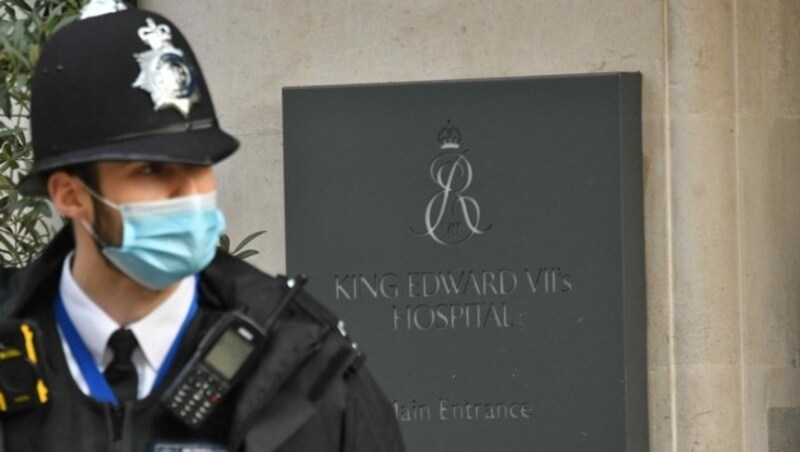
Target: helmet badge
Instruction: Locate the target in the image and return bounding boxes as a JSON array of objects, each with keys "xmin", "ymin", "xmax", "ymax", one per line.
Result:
[
  {"xmin": 132, "ymin": 18, "xmax": 199, "ymax": 117},
  {"xmin": 79, "ymin": 0, "xmax": 127, "ymax": 20}
]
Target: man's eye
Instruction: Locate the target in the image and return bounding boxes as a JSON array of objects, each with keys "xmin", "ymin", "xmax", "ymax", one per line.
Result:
[{"xmin": 141, "ymin": 163, "xmax": 163, "ymax": 175}]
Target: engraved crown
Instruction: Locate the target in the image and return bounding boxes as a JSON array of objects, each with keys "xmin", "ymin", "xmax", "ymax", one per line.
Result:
[{"xmin": 437, "ymin": 120, "xmax": 461, "ymax": 150}]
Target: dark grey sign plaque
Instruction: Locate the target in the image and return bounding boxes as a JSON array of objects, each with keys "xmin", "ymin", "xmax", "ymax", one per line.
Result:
[{"xmin": 283, "ymin": 73, "xmax": 646, "ymax": 451}]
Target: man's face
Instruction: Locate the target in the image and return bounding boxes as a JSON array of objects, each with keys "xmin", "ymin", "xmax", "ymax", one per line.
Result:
[{"xmin": 91, "ymin": 161, "xmax": 216, "ymax": 247}]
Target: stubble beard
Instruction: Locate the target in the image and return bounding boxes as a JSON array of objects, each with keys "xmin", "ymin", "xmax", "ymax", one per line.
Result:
[{"xmin": 90, "ymin": 196, "xmax": 127, "ymax": 279}]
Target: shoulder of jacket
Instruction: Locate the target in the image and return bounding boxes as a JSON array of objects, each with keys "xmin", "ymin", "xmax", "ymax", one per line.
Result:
[
  {"xmin": 223, "ymin": 260, "xmax": 367, "ymax": 449},
  {"xmin": 203, "ymin": 252, "xmax": 366, "ymax": 387},
  {"xmin": 202, "ymin": 251, "xmax": 353, "ymax": 344}
]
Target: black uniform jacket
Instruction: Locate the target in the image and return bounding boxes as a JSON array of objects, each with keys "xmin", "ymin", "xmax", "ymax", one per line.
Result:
[{"xmin": 0, "ymin": 228, "xmax": 406, "ymax": 452}]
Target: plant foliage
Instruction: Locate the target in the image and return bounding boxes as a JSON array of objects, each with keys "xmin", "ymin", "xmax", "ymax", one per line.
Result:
[
  {"xmin": 1, "ymin": 0, "xmax": 86, "ymax": 267},
  {"xmin": 218, "ymin": 231, "xmax": 267, "ymax": 261}
]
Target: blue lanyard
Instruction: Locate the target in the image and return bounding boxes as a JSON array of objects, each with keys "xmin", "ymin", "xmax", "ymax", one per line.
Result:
[{"xmin": 54, "ymin": 277, "xmax": 199, "ymax": 406}]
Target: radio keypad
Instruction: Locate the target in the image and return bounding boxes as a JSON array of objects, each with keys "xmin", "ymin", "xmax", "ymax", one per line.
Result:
[{"xmin": 168, "ymin": 367, "xmax": 227, "ymax": 426}]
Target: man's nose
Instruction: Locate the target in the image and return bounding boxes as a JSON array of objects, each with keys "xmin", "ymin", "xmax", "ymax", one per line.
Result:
[{"xmin": 172, "ymin": 166, "xmax": 215, "ymax": 197}]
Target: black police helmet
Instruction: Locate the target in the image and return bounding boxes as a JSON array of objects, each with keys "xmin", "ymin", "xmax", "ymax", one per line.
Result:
[{"xmin": 18, "ymin": 7, "xmax": 239, "ymax": 196}]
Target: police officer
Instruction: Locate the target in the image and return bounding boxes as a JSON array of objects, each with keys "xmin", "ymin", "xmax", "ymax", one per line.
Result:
[{"xmin": 0, "ymin": 1, "xmax": 405, "ymax": 451}]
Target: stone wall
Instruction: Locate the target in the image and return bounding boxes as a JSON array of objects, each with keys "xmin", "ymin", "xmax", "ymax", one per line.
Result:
[{"xmin": 141, "ymin": 1, "xmax": 800, "ymax": 450}]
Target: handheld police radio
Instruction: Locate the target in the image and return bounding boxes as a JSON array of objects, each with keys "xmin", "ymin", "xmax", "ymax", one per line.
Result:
[
  {"xmin": 161, "ymin": 276, "xmax": 306, "ymax": 428},
  {"xmin": 0, "ymin": 321, "xmax": 48, "ymax": 413}
]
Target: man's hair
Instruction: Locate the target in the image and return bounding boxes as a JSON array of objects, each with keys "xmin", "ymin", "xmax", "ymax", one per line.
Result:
[
  {"xmin": 48, "ymin": 162, "xmax": 105, "ymax": 232},
  {"xmin": 56, "ymin": 162, "xmax": 100, "ymax": 193}
]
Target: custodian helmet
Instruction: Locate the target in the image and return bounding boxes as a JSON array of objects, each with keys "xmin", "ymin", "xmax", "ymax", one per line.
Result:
[{"xmin": 18, "ymin": 3, "xmax": 239, "ymax": 196}]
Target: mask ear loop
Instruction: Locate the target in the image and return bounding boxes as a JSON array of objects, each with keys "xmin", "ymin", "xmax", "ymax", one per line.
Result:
[
  {"xmin": 76, "ymin": 179, "xmax": 120, "ymax": 211},
  {"xmin": 79, "ymin": 219, "xmax": 109, "ymax": 248},
  {"xmin": 75, "ymin": 179, "xmax": 118, "ymax": 249}
]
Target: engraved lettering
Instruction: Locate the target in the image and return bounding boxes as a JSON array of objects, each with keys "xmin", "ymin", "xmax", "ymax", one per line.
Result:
[
  {"xmin": 482, "ymin": 269, "xmax": 498, "ymax": 295},
  {"xmin": 435, "ymin": 304, "xmax": 449, "ymax": 329},
  {"xmin": 467, "ymin": 272, "xmax": 481, "ymax": 295},
  {"xmin": 334, "ymin": 274, "xmax": 352, "ymax": 300},
  {"xmin": 525, "ymin": 268, "xmax": 545, "ymax": 293},
  {"xmin": 381, "ymin": 273, "xmax": 400, "ymax": 298},
  {"xmin": 393, "ymin": 302, "xmax": 514, "ymax": 330},
  {"xmin": 413, "ymin": 304, "xmax": 435, "ymax": 330},
  {"xmin": 393, "ymin": 304, "xmax": 410, "ymax": 330},
  {"xmin": 562, "ymin": 273, "xmax": 573, "ymax": 293},
  {"xmin": 484, "ymin": 303, "xmax": 501, "ymax": 327},
  {"xmin": 500, "ymin": 269, "xmax": 518, "ymax": 294},
  {"xmin": 438, "ymin": 271, "xmax": 467, "ymax": 295},
  {"xmin": 393, "ymin": 399, "xmax": 431, "ymax": 422},
  {"xmin": 359, "ymin": 274, "xmax": 379, "ymax": 298},
  {"xmin": 438, "ymin": 398, "xmax": 533, "ymax": 421},
  {"xmin": 422, "ymin": 272, "xmax": 440, "ymax": 297},
  {"xmin": 408, "ymin": 272, "xmax": 422, "ymax": 298},
  {"xmin": 524, "ymin": 267, "xmax": 573, "ymax": 295},
  {"xmin": 334, "ymin": 273, "xmax": 399, "ymax": 300}
]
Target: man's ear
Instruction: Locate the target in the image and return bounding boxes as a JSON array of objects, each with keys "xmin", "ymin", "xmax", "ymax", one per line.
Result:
[{"xmin": 48, "ymin": 171, "xmax": 93, "ymax": 221}]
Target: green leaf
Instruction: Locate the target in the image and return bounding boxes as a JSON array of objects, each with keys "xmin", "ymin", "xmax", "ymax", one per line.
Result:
[
  {"xmin": 7, "ymin": 0, "xmax": 32, "ymax": 13},
  {"xmin": 44, "ymin": 12, "xmax": 62, "ymax": 35},
  {"xmin": 233, "ymin": 250, "xmax": 259, "ymax": 260},
  {"xmin": 0, "ymin": 232, "xmax": 19, "ymax": 261},
  {"xmin": 39, "ymin": 201, "xmax": 51, "ymax": 217},
  {"xmin": 0, "ymin": 86, "xmax": 10, "ymax": 119},
  {"xmin": 1, "ymin": 42, "xmax": 32, "ymax": 71},
  {"xmin": 52, "ymin": 11, "xmax": 80, "ymax": 34},
  {"xmin": 231, "ymin": 230, "xmax": 267, "ymax": 254},
  {"xmin": 27, "ymin": 43, "xmax": 39, "ymax": 66},
  {"xmin": 3, "ymin": 5, "xmax": 18, "ymax": 20},
  {"xmin": 0, "ymin": 128, "xmax": 17, "ymax": 139},
  {"xmin": 218, "ymin": 234, "xmax": 231, "ymax": 252},
  {"xmin": 0, "ymin": 174, "xmax": 13, "ymax": 189}
]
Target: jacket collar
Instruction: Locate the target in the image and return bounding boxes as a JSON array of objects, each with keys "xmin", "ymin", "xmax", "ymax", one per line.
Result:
[{"xmin": 4, "ymin": 226, "xmax": 74, "ymax": 319}]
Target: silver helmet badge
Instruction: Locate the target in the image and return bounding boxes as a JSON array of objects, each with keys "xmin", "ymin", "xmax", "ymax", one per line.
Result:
[
  {"xmin": 132, "ymin": 18, "xmax": 199, "ymax": 117},
  {"xmin": 79, "ymin": 0, "xmax": 127, "ymax": 20}
]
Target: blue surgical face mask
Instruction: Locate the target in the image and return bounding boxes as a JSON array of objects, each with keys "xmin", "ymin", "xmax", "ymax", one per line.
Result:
[{"xmin": 80, "ymin": 184, "xmax": 226, "ymax": 290}]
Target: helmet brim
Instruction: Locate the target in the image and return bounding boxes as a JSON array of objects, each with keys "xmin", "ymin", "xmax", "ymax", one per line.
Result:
[{"xmin": 17, "ymin": 126, "xmax": 239, "ymax": 197}]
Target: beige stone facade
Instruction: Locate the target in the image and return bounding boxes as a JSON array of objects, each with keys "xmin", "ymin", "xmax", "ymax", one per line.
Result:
[{"xmin": 142, "ymin": 1, "xmax": 800, "ymax": 450}]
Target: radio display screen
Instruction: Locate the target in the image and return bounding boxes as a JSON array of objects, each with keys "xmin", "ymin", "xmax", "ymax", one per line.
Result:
[{"xmin": 204, "ymin": 330, "xmax": 254, "ymax": 380}]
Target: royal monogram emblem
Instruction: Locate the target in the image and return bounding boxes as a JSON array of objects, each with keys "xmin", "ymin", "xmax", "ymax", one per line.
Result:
[
  {"xmin": 411, "ymin": 120, "xmax": 492, "ymax": 245},
  {"xmin": 132, "ymin": 18, "xmax": 199, "ymax": 117}
]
